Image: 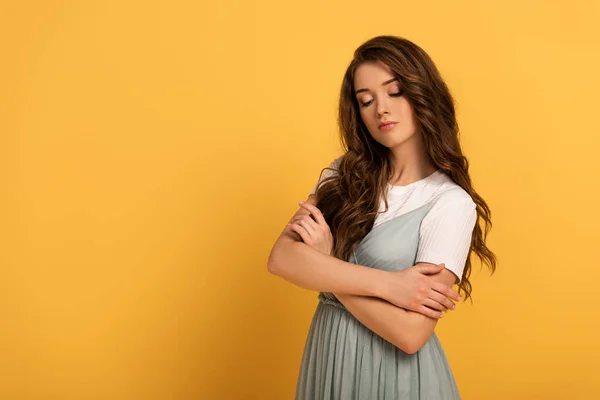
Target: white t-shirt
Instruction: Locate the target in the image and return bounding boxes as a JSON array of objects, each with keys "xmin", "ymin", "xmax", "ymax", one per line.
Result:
[{"xmin": 309, "ymin": 157, "xmax": 477, "ymax": 281}]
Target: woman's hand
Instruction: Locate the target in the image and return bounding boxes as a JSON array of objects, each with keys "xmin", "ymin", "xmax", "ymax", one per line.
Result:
[
  {"xmin": 285, "ymin": 200, "xmax": 333, "ymax": 256},
  {"xmin": 383, "ymin": 264, "xmax": 461, "ymax": 318}
]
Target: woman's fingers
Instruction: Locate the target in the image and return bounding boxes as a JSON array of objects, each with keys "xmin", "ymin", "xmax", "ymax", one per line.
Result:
[
  {"xmin": 428, "ymin": 290, "xmax": 456, "ymax": 311},
  {"xmin": 290, "ymin": 216, "xmax": 319, "ymax": 236},
  {"xmin": 287, "ymin": 223, "xmax": 310, "ymax": 243},
  {"xmin": 418, "ymin": 305, "xmax": 444, "ymax": 319},
  {"xmin": 422, "ymin": 298, "xmax": 449, "ymax": 312},
  {"xmin": 298, "ymin": 201, "xmax": 327, "ymax": 226},
  {"xmin": 416, "ymin": 263, "xmax": 445, "ymax": 275},
  {"xmin": 431, "ymin": 281, "xmax": 462, "ymax": 302},
  {"xmin": 294, "ymin": 218, "xmax": 317, "ymax": 237}
]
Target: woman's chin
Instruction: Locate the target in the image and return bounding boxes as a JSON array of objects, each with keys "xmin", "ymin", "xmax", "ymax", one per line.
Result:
[{"xmin": 372, "ymin": 134, "xmax": 413, "ymax": 149}]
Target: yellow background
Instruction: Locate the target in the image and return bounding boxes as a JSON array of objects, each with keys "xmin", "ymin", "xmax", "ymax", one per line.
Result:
[{"xmin": 2, "ymin": 1, "xmax": 599, "ymax": 399}]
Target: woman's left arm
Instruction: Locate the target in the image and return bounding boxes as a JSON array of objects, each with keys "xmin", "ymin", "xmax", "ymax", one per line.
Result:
[{"xmin": 334, "ymin": 264, "xmax": 456, "ymax": 354}]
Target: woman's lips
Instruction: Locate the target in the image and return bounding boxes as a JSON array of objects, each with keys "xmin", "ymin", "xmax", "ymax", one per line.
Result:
[{"xmin": 379, "ymin": 122, "xmax": 398, "ymax": 131}]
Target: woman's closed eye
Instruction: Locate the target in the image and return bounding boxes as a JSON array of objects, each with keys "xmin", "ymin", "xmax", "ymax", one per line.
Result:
[{"xmin": 359, "ymin": 89, "xmax": 404, "ymax": 107}]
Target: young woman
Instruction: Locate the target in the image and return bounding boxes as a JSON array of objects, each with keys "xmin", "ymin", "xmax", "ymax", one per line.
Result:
[{"xmin": 267, "ymin": 35, "xmax": 497, "ymax": 400}]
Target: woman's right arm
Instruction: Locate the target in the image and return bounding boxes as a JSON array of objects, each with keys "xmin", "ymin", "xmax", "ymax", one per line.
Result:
[{"xmin": 267, "ymin": 195, "xmax": 388, "ymax": 298}]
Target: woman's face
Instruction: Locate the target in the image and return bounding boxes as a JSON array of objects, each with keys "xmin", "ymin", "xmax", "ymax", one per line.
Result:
[{"xmin": 353, "ymin": 61, "xmax": 419, "ymax": 149}]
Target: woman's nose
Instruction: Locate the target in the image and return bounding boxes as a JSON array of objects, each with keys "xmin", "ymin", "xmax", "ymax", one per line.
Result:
[{"xmin": 376, "ymin": 98, "xmax": 390, "ymax": 116}]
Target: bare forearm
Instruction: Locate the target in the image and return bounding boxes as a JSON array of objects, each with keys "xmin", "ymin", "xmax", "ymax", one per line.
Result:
[
  {"xmin": 267, "ymin": 239, "xmax": 387, "ymax": 297},
  {"xmin": 334, "ymin": 293, "xmax": 436, "ymax": 354}
]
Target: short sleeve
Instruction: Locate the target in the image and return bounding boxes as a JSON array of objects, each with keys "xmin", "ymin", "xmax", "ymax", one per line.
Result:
[
  {"xmin": 415, "ymin": 195, "xmax": 477, "ymax": 282},
  {"xmin": 309, "ymin": 157, "xmax": 341, "ymax": 196}
]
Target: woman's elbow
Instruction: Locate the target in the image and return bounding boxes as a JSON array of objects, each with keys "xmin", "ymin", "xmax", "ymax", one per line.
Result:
[
  {"xmin": 267, "ymin": 247, "xmax": 282, "ymax": 274},
  {"xmin": 401, "ymin": 340, "xmax": 425, "ymax": 355},
  {"xmin": 391, "ymin": 338, "xmax": 418, "ymax": 355},
  {"xmin": 267, "ymin": 240, "xmax": 297, "ymax": 275},
  {"xmin": 267, "ymin": 229, "xmax": 301, "ymax": 274},
  {"xmin": 394, "ymin": 332, "xmax": 431, "ymax": 355}
]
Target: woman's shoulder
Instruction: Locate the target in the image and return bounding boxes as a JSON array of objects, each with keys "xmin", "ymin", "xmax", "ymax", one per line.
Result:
[
  {"xmin": 428, "ymin": 172, "xmax": 476, "ymax": 211},
  {"xmin": 329, "ymin": 156, "xmax": 343, "ymax": 169},
  {"xmin": 418, "ymin": 175, "xmax": 477, "ymax": 232},
  {"xmin": 317, "ymin": 155, "xmax": 344, "ymax": 174}
]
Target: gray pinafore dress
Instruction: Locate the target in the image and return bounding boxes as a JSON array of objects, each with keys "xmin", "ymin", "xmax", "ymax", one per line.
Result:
[{"xmin": 295, "ymin": 202, "xmax": 460, "ymax": 400}]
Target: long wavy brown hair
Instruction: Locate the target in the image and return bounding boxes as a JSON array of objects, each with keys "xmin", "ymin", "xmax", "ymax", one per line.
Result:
[{"xmin": 314, "ymin": 35, "xmax": 496, "ymax": 301}]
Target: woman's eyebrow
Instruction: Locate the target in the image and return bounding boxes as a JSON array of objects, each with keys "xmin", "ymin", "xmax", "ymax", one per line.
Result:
[{"xmin": 354, "ymin": 78, "xmax": 399, "ymax": 95}]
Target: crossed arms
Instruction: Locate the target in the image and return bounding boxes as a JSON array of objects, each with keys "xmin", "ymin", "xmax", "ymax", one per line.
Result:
[{"xmin": 267, "ymin": 195, "xmax": 459, "ymax": 354}]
